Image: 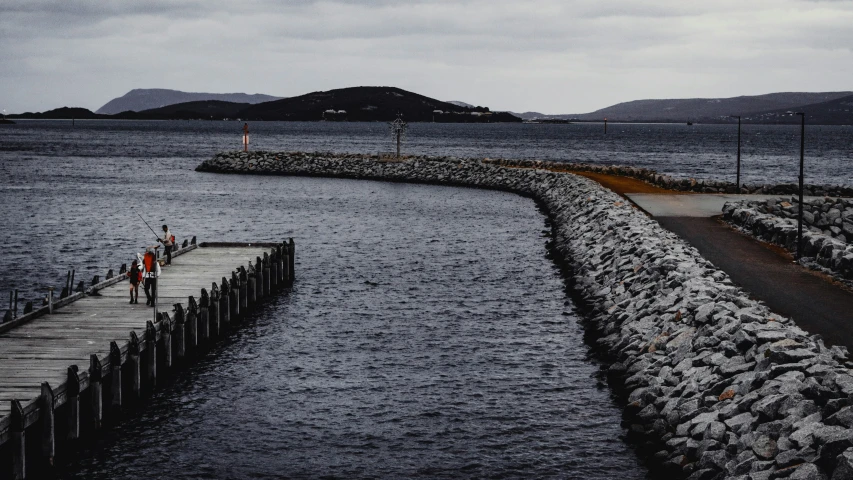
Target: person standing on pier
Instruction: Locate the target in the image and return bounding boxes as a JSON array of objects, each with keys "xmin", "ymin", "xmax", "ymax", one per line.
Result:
[
  {"xmin": 158, "ymin": 224, "xmax": 174, "ymax": 265},
  {"xmin": 127, "ymin": 259, "xmax": 142, "ymax": 304},
  {"xmin": 142, "ymin": 247, "xmax": 161, "ymax": 307}
]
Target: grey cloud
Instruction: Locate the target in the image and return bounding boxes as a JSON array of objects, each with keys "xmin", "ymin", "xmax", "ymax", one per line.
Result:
[{"xmin": 1, "ymin": 0, "xmax": 852, "ymax": 114}]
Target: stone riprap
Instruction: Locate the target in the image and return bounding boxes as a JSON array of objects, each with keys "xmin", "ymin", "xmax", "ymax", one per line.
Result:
[
  {"xmin": 483, "ymin": 158, "xmax": 853, "ymax": 198},
  {"xmin": 723, "ymin": 198, "xmax": 853, "ymax": 282},
  {"xmin": 198, "ymin": 151, "xmax": 853, "ymax": 480}
]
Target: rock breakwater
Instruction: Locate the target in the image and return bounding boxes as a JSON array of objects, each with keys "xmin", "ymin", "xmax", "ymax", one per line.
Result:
[
  {"xmin": 723, "ymin": 198, "xmax": 853, "ymax": 283},
  {"xmin": 483, "ymin": 158, "xmax": 853, "ymax": 198},
  {"xmin": 198, "ymin": 151, "xmax": 853, "ymax": 479}
]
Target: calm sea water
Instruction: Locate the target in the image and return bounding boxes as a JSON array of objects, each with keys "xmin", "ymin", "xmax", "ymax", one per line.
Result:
[
  {"xmin": 0, "ymin": 121, "xmax": 651, "ymax": 478},
  {"xmin": 2, "ymin": 119, "xmax": 852, "ymax": 185}
]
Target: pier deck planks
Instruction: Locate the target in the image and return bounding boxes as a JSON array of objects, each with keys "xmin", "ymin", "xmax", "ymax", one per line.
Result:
[{"xmin": 0, "ymin": 245, "xmax": 267, "ymax": 431}]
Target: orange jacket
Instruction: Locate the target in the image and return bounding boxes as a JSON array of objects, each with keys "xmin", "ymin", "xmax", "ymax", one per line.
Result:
[{"xmin": 143, "ymin": 252, "xmax": 157, "ymax": 274}]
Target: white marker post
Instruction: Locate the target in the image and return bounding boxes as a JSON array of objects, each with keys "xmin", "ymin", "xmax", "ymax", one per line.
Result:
[{"xmin": 242, "ymin": 123, "xmax": 249, "ymax": 152}]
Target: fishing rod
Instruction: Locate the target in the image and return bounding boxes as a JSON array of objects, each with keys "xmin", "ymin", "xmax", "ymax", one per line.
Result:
[{"xmin": 137, "ymin": 213, "xmax": 161, "ymax": 241}]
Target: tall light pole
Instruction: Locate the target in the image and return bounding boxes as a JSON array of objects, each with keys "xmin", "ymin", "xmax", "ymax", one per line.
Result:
[
  {"xmin": 730, "ymin": 115, "xmax": 742, "ymax": 192},
  {"xmin": 796, "ymin": 112, "xmax": 805, "ymax": 260}
]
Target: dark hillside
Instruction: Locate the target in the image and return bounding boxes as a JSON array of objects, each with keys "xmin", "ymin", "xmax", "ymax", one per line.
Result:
[
  {"xmin": 117, "ymin": 100, "xmax": 249, "ymax": 120},
  {"xmin": 575, "ymin": 91, "xmax": 853, "ymax": 122},
  {"xmin": 236, "ymin": 86, "xmax": 521, "ymax": 122},
  {"xmin": 8, "ymin": 107, "xmax": 101, "ymax": 119},
  {"xmin": 513, "ymin": 91, "xmax": 853, "ymax": 123},
  {"xmin": 96, "ymin": 88, "xmax": 281, "ymax": 114},
  {"xmin": 745, "ymin": 94, "xmax": 853, "ymax": 125}
]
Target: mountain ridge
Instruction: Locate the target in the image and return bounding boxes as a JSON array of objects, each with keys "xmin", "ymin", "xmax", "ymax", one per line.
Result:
[
  {"xmin": 510, "ymin": 91, "xmax": 853, "ymax": 122},
  {"xmin": 12, "ymin": 87, "xmax": 521, "ymax": 123},
  {"xmin": 236, "ymin": 86, "xmax": 520, "ymax": 122},
  {"xmin": 13, "ymin": 89, "xmax": 853, "ymax": 124},
  {"xmin": 95, "ymin": 88, "xmax": 282, "ymax": 114}
]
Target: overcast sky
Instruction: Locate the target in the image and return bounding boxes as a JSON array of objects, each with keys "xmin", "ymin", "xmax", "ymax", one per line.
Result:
[{"xmin": 1, "ymin": 0, "xmax": 852, "ymax": 114}]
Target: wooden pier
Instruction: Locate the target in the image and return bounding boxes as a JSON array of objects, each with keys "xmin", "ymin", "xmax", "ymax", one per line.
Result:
[{"xmin": 0, "ymin": 238, "xmax": 295, "ymax": 479}]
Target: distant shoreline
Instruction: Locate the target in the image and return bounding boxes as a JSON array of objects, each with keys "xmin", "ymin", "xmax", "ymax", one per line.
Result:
[{"xmin": 6, "ymin": 117, "xmax": 850, "ymax": 126}]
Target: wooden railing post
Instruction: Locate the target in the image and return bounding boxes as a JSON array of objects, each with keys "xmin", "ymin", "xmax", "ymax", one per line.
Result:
[
  {"xmin": 41, "ymin": 382, "xmax": 55, "ymax": 466},
  {"xmin": 220, "ymin": 277, "xmax": 230, "ymax": 327},
  {"xmin": 67, "ymin": 365, "xmax": 80, "ymax": 440},
  {"xmin": 200, "ymin": 288, "xmax": 210, "ymax": 341},
  {"xmin": 269, "ymin": 249, "xmax": 279, "ymax": 291},
  {"xmin": 110, "ymin": 341, "xmax": 122, "ymax": 410},
  {"xmin": 288, "ymin": 238, "xmax": 295, "ymax": 285},
  {"xmin": 263, "ymin": 253, "xmax": 271, "ymax": 297},
  {"xmin": 229, "ymin": 274, "xmax": 240, "ymax": 322},
  {"xmin": 159, "ymin": 312, "xmax": 172, "ymax": 369},
  {"xmin": 128, "ymin": 331, "xmax": 141, "ymax": 399},
  {"xmin": 255, "ymin": 256, "xmax": 264, "ymax": 301},
  {"xmin": 145, "ymin": 321, "xmax": 157, "ymax": 389},
  {"xmin": 187, "ymin": 297, "xmax": 198, "ymax": 350},
  {"xmin": 173, "ymin": 304, "xmax": 186, "ymax": 360},
  {"xmin": 239, "ymin": 268, "xmax": 248, "ymax": 315},
  {"xmin": 210, "ymin": 283, "xmax": 220, "ymax": 337},
  {"xmin": 247, "ymin": 263, "xmax": 256, "ymax": 311},
  {"xmin": 89, "ymin": 354, "xmax": 103, "ymax": 430},
  {"xmin": 11, "ymin": 400, "xmax": 25, "ymax": 480}
]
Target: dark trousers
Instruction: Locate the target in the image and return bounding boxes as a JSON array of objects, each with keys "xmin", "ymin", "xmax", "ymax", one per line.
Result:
[
  {"xmin": 144, "ymin": 278, "xmax": 157, "ymax": 304},
  {"xmin": 165, "ymin": 245, "xmax": 172, "ymax": 264}
]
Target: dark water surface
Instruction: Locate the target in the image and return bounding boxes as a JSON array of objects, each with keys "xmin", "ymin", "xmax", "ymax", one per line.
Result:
[
  {"xmin": 58, "ymin": 179, "xmax": 645, "ymax": 479},
  {"xmin": 0, "ymin": 123, "xmax": 650, "ymax": 478},
  {"xmin": 0, "ymin": 118, "xmax": 840, "ymax": 304},
  {"xmin": 2, "ymin": 119, "xmax": 852, "ymax": 186}
]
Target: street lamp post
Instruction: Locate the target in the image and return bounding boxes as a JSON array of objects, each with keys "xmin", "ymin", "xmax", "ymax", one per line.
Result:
[
  {"xmin": 796, "ymin": 112, "xmax": 805, "ymax": 260},
  {"xmin": 731, "ymin": 115, "xmax": 742, "ymax": 192}
]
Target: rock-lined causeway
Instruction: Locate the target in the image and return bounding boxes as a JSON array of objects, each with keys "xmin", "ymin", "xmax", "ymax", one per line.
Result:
[
  {"xmin": 723, "ymin": 197, "xmax": 853, "ymax": 284},
  {"xmin": 198, "ymin": 151, "xmax": 853, "ymax": 480}
]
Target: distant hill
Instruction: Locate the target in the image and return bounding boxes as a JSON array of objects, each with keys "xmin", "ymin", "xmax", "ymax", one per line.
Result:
[
  {"xmin": 96, "ymin": 88, "xmax": 282, "ymax": 114},
  {"xmin": 124, "ymin": 100, "xmax": 249, "ymax": 120},
  {"xmin": 746, "ymin": 94, "xmax": 853, "ymax": 125},
  {"xmin": 513, "ymin": 91, "xmax": 853, "ymax": 123},
  {"xmin": 237, "ymin": 86, "xmax": 521, "ymax": 122},
  {"xmin": 511, "ymin": 111, "xmax": 553, "ymax": 120},
  {"xmin": 22, "ymin": 89, "xmax": 851, "ymax": 124},
  {"xmin": 8, "ymin": 106, "xmax": 101, "ymax": 119},
  {"xmin": 12, "ymin": 87, "xmax": 520, "ymax": 123},
  {"xmin": 577, "ymin": 92, "xmax": 853, "ymax": 122}
]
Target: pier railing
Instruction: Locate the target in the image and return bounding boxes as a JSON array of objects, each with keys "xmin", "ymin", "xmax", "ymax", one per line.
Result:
[
  {"xmin": 0, "ymin": 238, "xmax": 296, "ymax": 479},
  {"xmin": 0, "ymin": 237, "xmax": 198, "ymax": 335}
]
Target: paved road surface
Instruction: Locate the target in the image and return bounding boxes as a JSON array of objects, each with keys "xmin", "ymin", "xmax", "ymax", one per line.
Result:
[
  {"xmin": 628, "ymin": 193, "xmax": 798, "ymax": 217},
  {"xmin": 656, "ymin": 216, "xmax": 853, "ymax": 350},
  {"xmin": 604, "ymin": 185, "xmax": 853, "ymax": 349}
]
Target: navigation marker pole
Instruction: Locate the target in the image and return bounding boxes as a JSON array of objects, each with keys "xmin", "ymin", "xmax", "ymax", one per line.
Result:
[{"xmin": 389, "ymin": 114, "xmax": 408, "ymax": 159}]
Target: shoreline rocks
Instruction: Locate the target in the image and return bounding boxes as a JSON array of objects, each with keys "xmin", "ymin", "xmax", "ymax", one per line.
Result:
[
  {"xmin": 199, "ymin": 151, "xmax": 853, "ymax": 479},
  {"xmin": 723, "ymin": 198, "xmax": 853, "ymax": 284},
  {"xmin": 483, "ymin": 158, "xmax": 853, "ymax": 198}
]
